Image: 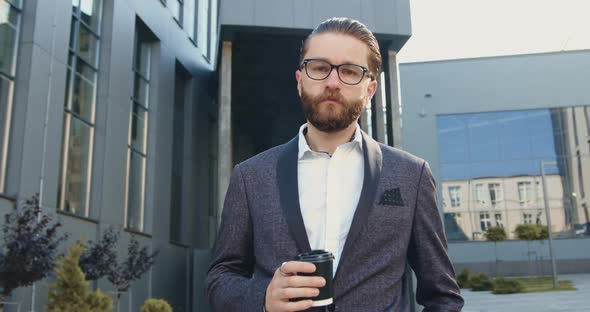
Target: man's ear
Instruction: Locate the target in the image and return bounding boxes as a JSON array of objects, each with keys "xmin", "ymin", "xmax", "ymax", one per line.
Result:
[
  {"xmin": 296, "ymin": 70, "xmax": 302, "ymax": 96},
  {"xmin": 367, "ymin": 77, "xmax": 378, "ymax": 99}
]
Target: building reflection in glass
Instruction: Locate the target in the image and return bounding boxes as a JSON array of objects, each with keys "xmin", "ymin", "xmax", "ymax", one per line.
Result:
[{"xmin": 437, "ymin": 106, "xmax": 590, "ymax": 241}]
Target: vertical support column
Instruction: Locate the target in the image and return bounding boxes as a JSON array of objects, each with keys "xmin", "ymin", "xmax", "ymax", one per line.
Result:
[
  {"xmin": 217, "ymin": 41, "xmax": 233, "ymax": 226},
  {"xmin": 374, "ymin": 73, "xmax": 387, "ymax": 143},
  {"xmin": 359, "ymin": 103, "xmax": 372, "ymax": 136},
  {"xmin": 387, "ymin": 50, "xmax": 403, "ymax": 148}
]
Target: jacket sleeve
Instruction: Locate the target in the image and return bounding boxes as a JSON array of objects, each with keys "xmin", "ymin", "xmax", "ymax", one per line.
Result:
[
  {"xmin": 206, "ymin": 164, "xmax": 270, "ymax": 311},
  {"xmin": 407, "ymin": 161, "xmax": 464, "ymax": 311}
]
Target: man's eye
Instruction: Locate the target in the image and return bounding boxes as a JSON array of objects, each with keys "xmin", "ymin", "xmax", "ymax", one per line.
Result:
[
  {"xmin": 341, "ymin": 68, "xmax": 361, "ymax": 77},
  {"xmin": 312, "ymin": 65, "xmax": 330, "ymax": 72}
]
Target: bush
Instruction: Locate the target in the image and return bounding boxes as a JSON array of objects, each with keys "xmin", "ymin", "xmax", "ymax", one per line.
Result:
[
  {"xmin": 470, "ymin": 273, "xmax": 494, "ymax": 291},
  {"xmin": 484, "ymin": 226, "xmax": 507, "ymax": 241},
  {"xmin": 46, "ymin": 243, "xmax": 112, "ymax": 312},
  {"xmin": 456, "ymin": 269, "xmax": 472, "ymax": 288},
  {"xmin": 493, "ymin": 277, "xmax": 524, "ymax": 294},
  {"xmin": 514, "ymin": 224, "xmax": 548, "ymax": 240},
  {"xmin": 1, "ymin": 195, "xmax": 68, "ymax": 300},
  {"xmin": 141, "ymin": 298, "xmax": 173, "ymax": 312}
]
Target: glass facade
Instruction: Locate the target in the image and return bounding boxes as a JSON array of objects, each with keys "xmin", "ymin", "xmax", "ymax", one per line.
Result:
[
  {"xmin": 59, "ymin": 0, "xmax": 102, "ymax": 216},
  {"xmin": 438, "ymin": 106, "xmax": 590, "ymax": 241},
  {"xmin": 126, "ymin": 25, "xmax": 152, "ymax": 232},
  {"xmin": 0, "ymin": 0, "xmax": 21, "ymax": 193}
]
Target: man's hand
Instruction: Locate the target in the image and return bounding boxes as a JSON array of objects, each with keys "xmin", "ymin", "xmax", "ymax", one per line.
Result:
[{"xmin": 265, "ymin": 261, "xmax": 326, "ymax": 312}]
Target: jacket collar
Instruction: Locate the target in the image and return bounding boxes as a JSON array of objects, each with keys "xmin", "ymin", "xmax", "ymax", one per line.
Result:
[{"xmin": 277, "ymin": 129, "xmax": 383, "ymax": 270}]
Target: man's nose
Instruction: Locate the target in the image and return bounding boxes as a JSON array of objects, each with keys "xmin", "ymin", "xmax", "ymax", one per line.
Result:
[{"xmin": 324, "ymin": 68, "xmax": 341, "ymax": 87}]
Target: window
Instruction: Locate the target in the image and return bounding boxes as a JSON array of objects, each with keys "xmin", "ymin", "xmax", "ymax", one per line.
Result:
[
  {"xmin": 449, "ymin": 186, "xmax": 461, "ymax": 208},
  {"xmin": 0, "ymin": 0, "xmax": 22, "ymax": 193},
  {"xmin": 475, "ymin": 183, "xmax": 485, "ymax": 204},
  {"xmin": 170, "ymin": 63, "xmax": 190, "ymax": 243},
  {"xmin": 58, "ymin": 0, "xmax": 103, "ymax": 216},
  {"xmin": 577, "ymin": 151, "xmax": 585, "ymax": 198},
  {"xmin": 169, "ymin": 0, "xmax": 183, "ymax": 25},
  {"xmin": 523, "ymin": 213, "xmax": 533, "ymax": 224},
  {"xmin": 185, "ymin": 0, "xmax": 195, "ymax": 40},
  {"xmin": 584, "ymin": 106, "xmax": 590, "ymax": 137},
  {"xmin": 494, "ymin": 213, "xmax": 503, "ymax": 227},
  {"xmin": 480, "ymin": 212, "xmax": 491, "ymax": 231},
  {"xmin": 518, "ymin": 181, "xmax": 533, "ymax": 206},
  {"xmin": 125, "ymin": 23, "xmax": 153, "ymax": 232},
  {"xmin": 488, "ymin": 183, "xmax": 503, "ymax": 207},
  {"xmin": 197, "ymin": 0, "xmax": 210, "ymax": 57},
  {"xmin": 572, "ymin": 108, "xmax": 579, "ymax": 146},
  {"xmin": 535, "ymin": 211, "xmax": 543, "ymax": 225}
]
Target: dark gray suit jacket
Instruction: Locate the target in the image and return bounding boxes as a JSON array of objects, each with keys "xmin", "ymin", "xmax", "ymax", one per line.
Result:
[{"xmin": 207, "ymin": 131, "xmax": 463, "ymax": 311}]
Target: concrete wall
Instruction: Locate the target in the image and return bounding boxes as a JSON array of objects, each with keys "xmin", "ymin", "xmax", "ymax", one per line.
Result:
[
  {"xmin": 220, "ymin": 0, "xmax": 411, "ymax": 37},
  {"xmin": 450, "ymin": 238, "xmax": 590, "ymax": 276},
  {"xmin": 1, "ymin": 0, "xmax": 218, "ymax": 310}
]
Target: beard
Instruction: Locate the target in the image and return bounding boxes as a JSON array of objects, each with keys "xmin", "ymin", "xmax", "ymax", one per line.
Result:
[{"xmin": 300, "ymin": 86, "xmax": 367, "ymax": 133}]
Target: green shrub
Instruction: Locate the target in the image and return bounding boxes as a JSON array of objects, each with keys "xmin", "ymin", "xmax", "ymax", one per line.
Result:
[
  {"xmin": 456, "ymin": 269, "xmax": 472, "ymax": 288},
  {"xmin": 141, "ymin": 298, "xmax": 173, "ymax": 312},
  {"xmin": 470, "ymin": 273, "xmax": 494, "ymax": 291},
  {"xmin": 484, "ymin": 226, "xmax": 507, "ymax": 241},
  {"xmin": 514, "ymin": 224, "xmax": 548, "ymax": 240},
  {"xmin": 46, "ymin": 243, "xmax": 113, "ymax": 312},
  {"xmin": 493, "ymin": 277, "xmax": 524, "ymax": 294}
]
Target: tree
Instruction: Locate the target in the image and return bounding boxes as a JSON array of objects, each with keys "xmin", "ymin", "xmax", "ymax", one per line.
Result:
[
  {"xmin": 0, "ymin": 195, "xmax": 68, "ymax": 309},
  {"xmin": 46, "ymin": 243, "xmax": 112, "ymax": 312},
  {"xmin": 79, "ymin": 228, "xmax": 158, "ymax": 311},
  {"xmin": 484, "ymin": 226, "xmax": 507, "ymax": 277},
  {"xmin": 107, "ymin": 237, "xmax": 159, "ymax": 292},
  {"xmin": 79, "ymin": 228, "xmax": 120, "ymax": 281}
]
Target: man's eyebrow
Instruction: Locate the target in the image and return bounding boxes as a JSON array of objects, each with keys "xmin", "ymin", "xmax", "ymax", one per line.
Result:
[{"xmin": 306, "ymin": 57, "xmax": 365, "ymax": 66}]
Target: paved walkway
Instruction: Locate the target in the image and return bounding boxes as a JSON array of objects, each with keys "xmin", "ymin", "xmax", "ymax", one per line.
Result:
[{"xmin": 461, "ymin": 274, "xmax": 590, "ymax": 312}]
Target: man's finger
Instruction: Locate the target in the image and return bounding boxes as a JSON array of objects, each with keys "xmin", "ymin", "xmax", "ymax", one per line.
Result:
[
  {"xmin": 280, "ymin": 261, "xmax": 317, "ymax": 275},
  {"xmin": 281, "ymin": 275, "xmax": 326, "ymax": 288},
  {"xmin": 279, "ymin": 287, "xmax": 320, "ymax": 300}
]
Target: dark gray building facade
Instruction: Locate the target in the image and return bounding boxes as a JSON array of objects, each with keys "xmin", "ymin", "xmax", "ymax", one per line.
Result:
[{"xmin": 1, "ymin": 0, "xmax": 219, "ymax": 311}]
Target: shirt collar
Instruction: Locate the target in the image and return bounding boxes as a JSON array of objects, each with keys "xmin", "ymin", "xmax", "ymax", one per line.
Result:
[{"xmin": 297, "ymin": 123, "xmax": 363, "ymax": 160}]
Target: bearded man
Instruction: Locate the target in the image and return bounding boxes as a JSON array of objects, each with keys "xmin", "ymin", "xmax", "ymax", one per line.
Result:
[{"xmin": 207, "ymin": 17, "xmax": 464, "ymax": 312}]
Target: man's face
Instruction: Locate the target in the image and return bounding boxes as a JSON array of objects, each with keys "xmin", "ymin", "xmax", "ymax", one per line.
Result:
[{"xmin": 296, "ymin": 33, "xmax": 378, "ymax": 133}]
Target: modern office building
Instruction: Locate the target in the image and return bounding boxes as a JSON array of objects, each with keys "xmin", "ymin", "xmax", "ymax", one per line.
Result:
[
  {"xmin": 1, "ymin": 0, "xmax": 219, "ymax": 311},
  {"xmin": 1, "ymin": 0, "xmax": 414, "ymax": 311},
  {"xmin": 400, "ymin": 50, "xmax": 590, "ymax": 276}
]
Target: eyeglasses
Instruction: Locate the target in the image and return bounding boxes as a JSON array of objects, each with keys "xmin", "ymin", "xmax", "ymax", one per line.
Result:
[{"xmin": 301, "ymin": 59, "xmax": 370, "ymax": 85}]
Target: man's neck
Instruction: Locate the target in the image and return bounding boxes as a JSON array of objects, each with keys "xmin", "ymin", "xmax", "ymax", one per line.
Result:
[{"xmin": 305, "ymin": 122, "xmax": 357, "ymax": 156}]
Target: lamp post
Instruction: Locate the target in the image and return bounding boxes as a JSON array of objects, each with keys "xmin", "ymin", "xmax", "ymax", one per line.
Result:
[{"xmin": 541, "ymin": 161, "xmax": 558, "ymax": 289}]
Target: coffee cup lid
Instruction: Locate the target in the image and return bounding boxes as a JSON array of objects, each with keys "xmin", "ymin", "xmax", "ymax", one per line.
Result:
[{"xmin": 295, "ymin": 249, "xmax": 334, "ymax": 262}]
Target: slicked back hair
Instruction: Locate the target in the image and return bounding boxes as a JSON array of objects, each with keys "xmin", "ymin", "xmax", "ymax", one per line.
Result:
[{"xmin": 300, "ymin": 17, "xmax": 382, "ymax": 79}]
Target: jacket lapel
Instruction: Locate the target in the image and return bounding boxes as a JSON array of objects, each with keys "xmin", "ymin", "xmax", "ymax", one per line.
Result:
[
  {"xmin": 335, "ymin": 131, "xmax": 383, "ymax": 279},
  {"xmin": 277, "ymin": 136, "xmax": 312, "ymax": 254}
]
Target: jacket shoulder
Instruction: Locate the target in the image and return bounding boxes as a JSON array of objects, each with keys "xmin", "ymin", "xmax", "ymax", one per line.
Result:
[
  {"xmin": 378, "ymin": 143, "xmax": 426, "ymax": 168},
  {"xmin": 236, "ymin": 143, "xmax": 287, "ymax": 172}
]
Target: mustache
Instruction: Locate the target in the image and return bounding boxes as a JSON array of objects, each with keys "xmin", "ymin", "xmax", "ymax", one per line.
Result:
[{"xmin": 314, "ymin": 89, "xmax": 346, "ymax": 103}]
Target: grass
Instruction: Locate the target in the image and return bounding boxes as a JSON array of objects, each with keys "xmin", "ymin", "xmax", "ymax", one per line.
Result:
[{"xmin": 508, "ymin": 277, "xmax": 576, "ymax": 293}]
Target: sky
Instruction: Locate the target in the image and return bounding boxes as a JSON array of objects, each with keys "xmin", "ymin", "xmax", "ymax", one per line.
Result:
[
  {"xmin": 437, "ymin": 109, "xmax": 560, "ymax": 181},
  {"xmin": 396, "ymin": 0, "xmax": 590, "ymax": 63}
]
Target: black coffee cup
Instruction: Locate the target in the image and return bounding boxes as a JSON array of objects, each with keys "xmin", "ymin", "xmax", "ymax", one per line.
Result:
[{"xmin": 294, "ymin": 249, "xmax": 334, "ymax": 307}]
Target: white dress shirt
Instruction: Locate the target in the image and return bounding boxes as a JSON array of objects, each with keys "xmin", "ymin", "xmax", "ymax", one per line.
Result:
[{"xmin": 297, "ymin": 123, "xmax": 364, "ymax": 276}]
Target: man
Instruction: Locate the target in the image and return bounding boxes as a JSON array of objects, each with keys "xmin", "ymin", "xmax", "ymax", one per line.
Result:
[{"xmin": 207, "ymin": 17, "xmax": 463, "ymax": 312}]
